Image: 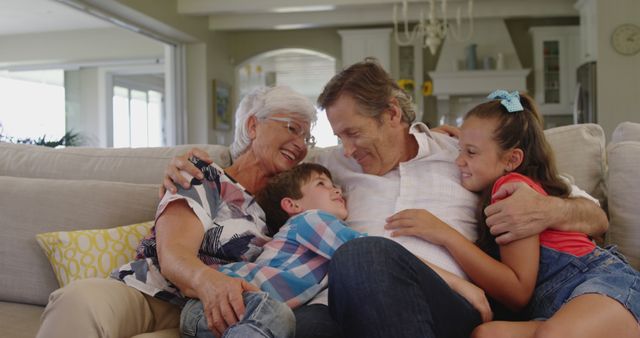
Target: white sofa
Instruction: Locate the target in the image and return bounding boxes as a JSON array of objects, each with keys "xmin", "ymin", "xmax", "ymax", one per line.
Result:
[{"xmin": 1, "ymin": 123, "xmax": 638, "ymax": 338}]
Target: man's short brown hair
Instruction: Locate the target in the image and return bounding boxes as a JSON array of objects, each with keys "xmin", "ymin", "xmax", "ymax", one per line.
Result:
[
  {"xmin": 256, "ymin": 163, "xmax": 333, "ymax": 236},
  {"xmin": 317, "ymin": 57, "xmax": 416, "ymax": 124}
]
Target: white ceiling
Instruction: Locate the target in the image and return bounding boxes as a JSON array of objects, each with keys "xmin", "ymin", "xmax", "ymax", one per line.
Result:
[
  {"xmin": 0, "ymin": 0, "xmax": 110, "ymax": 36},
  {"xmin": 177, "ymin": 0, "xmax": 579, "ymax": 31},
  {"xmin": 0, "ymin": 0, "xmax": 579, "ymax": 37}
]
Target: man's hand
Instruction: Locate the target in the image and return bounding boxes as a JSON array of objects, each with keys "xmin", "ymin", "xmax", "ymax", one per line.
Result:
[
  {"xmin": 484, "ymin": 182, "xmax": 561, "ymax": 245},
  {"xmin": 194, "ymin": 268, "xmax": 259, "ymax": 337},
  {"xmin": 160, "ymin": 147, "xmax": 212, "ymax": 198},
  {"xmin": 431, "ymin": 124, "xmax": 460, "ymax": 138},
  {"xmin": 486, "ymin": 181, "xmax": 608, "ymax": 245},
  {"xmin": 385, "ymin": 209, "xmax": 459, "ymax": 246}
]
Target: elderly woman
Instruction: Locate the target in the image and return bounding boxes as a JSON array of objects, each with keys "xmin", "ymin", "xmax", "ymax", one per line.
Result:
[{"xmin": 36, "ymin": 86, "xmax": 318, "ymax": 338}]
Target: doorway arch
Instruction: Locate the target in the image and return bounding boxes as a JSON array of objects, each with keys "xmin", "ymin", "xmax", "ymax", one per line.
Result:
[{"xmin": 235, "ymin": 48, "xmax": 338, "ymax": 147}]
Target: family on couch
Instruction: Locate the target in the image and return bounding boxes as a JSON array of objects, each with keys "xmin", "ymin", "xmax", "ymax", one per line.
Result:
[{"xmin": 36, "ymin": 59, "xmax": 639, "ymax": 338}]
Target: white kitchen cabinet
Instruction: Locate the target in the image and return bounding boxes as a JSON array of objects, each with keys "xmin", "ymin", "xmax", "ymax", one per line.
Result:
[
  {"xmin": 575, "ymin": 0, "xmax": 598, "ymax": 63},
  {"xmin": 530, "ymin": 26, "xmax": 580, "ymax": 115}
]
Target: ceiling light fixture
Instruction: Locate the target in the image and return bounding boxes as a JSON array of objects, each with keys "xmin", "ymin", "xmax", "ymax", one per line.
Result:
[
  {"xmin": 393, "ymin": 0, "xmax": 474, "ymax": 55},
  {"xmin": 274, "ymin": 24, "xmax": 316, "ymax": 30},
  {"xmin": 272, "ymin": 5, "xmax": 336, "ymax": 13}
]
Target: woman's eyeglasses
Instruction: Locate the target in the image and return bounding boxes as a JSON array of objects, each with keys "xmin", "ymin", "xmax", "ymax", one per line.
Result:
[{"xmin": 262, "ymin": 117, "xmax": 316, "ymax": 148}]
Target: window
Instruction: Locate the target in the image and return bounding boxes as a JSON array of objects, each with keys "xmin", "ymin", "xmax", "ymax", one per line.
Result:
[
  {"xmin": 0, "ymin": 70, "xmax": 65, "ymax": 142},
  {"xmin": 313, "ymin": 109, "xmax": 339, "ymax": 148},
  {"xmin": 113, "ymin": 85, "xmax": 163, "ymax": 148}
]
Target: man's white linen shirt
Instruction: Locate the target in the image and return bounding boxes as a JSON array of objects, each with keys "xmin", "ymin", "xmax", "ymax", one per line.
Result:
[{"xmin": 312, "ymin": 122, "xmax": 478, "ymax": 279}]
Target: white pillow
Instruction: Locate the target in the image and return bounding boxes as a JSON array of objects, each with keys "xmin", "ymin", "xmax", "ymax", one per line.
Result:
[
  {"xmin": 611, "ymin": 121, "xmax": 640, "ymax": 144},
  {"xmin": 607, "ymin": 139, "xmax": 640, "ymax": 269},
  {"xmin": 544, "ymin": 123, "xmax": 607, "ymax": 205}
]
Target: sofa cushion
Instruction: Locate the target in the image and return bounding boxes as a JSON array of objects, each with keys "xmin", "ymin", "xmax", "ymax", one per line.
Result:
[
  {"xmin": 544, "ymin": 123, "xmax": 607, "ymax": 205},
  {"xmin": 0, "ymin": 176, "xmax": 158, "ymax": 306},
  {"xmin": 606, "ymin": 139, "xmax": 640, "ymax": 269},
  {"xmin": 0, "ymin": 301, "xmax": 44, "ymax": 338},
  {"xmin": 0, "ymin": 143, "xmax": 232, "ymax": 184},
  {"xmin": 36, "ymin": 221, "xmax": 154, "ymax": 287},
  {"xmin": 611, "ymin": 121, "xmax": 640, "ymax": 143}
]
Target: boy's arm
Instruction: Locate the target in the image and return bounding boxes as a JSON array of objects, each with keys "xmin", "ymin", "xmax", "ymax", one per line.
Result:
[{"xmin": 294, "ymin": 211, "xmax": 364, "ymax": 259}]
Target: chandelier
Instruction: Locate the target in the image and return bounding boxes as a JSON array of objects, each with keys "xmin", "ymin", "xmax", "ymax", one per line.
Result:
[{"xmin": 393, "ymin": 0, "xmax": 474, "ymax": 55}]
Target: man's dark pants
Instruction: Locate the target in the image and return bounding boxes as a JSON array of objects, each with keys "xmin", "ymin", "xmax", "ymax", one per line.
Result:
[{"xmin": 294, "ymin": 237, "xmax": 482, "ymax": 338}]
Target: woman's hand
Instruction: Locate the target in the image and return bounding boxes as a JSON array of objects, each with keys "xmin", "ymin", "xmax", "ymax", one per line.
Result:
[
  {"xmin": 160, "ymin": 147, "xmax": 212, "ymax": 198},
  {"xmin": 448, "ymin": 277, "xmax": 493, "ymax": 323},
  {"xmin": 155, "ymin": 200, "xmax": 258, "ymax": 335},
  {"xmin": 385, "ymin": 209, "xmax": 458, "ymax": 246},
  {"xmin": 193, "ymin": 268, "xmax": 259, "ymax": 337}
]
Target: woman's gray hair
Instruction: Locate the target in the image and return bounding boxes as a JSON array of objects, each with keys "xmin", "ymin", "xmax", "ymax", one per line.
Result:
[{"xmin": 230, "ymin": 86, "xmax": 318, "ymax": 160}]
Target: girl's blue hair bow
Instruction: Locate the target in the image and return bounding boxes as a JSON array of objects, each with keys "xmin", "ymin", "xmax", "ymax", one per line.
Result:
[{"xmin": 487, "ymin": 90, "xmax": 523, "ymax": 113}]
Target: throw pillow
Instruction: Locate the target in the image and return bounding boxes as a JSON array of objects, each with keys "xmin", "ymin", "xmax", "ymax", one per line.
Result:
[{"xmin": 35, "ymin": 221, "xmax": 154, "ymax": 287}]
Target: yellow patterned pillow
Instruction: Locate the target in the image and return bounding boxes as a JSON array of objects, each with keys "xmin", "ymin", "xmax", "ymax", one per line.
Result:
[{"xmin": 36, "ymin": 221, "xmax": 154, "ymax": 287}]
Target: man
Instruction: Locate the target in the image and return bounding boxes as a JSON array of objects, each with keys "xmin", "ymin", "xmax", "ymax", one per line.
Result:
[{"xmin": 164, "ymin": 59, "xmax": 608, "ymax": 338}]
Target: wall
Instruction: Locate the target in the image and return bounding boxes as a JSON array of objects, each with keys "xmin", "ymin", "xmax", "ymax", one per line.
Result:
[
  {"xmin": 207, "ymin": 32, "xmax": 234, "ymax": 144},
  {"xmin": 0, "ymin": 28, "xmax": 163, "ymax": 67},
  {"xmin": 115, "ymin": 0, "xmax": 209, "ymax": 42},
  {"xmin": 185, "ymin": 43, "xmax": 208, "ymax": 144},
  {"xmin": 596, "ymin": 0, "xmax": 640, "ymax": 139},
  {"xmin": 228, "ymin": 28, "xmax": 342, "ymax": 68}
]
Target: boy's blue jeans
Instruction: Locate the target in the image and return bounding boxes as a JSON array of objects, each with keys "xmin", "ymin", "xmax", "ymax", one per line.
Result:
[{"xmin": 180, "ymin": 291, "xmax": 295, "ymax": 338}]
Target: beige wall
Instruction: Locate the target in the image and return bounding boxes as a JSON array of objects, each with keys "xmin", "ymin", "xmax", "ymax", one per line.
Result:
[
  {"xmin": 207, "ymin": 32, "xmax": 235, "ymax": 144},
  {"xmin": 596, "ymin": 0, "xmax": 640, "ymax": 139},
  {"xmin": 0, "ymin": 28, "xmax": 163, "ymax": 67},
  {"xmin": 227, "ymin": 28, "xmax": 342, "ymax": 66},
  {"xmin": 185, "ymin": 43, "xmax": 208, "ymax": 144},
  {"xmin": 115, "ymin": 0, "xmax": 209, "ymax": 41}
]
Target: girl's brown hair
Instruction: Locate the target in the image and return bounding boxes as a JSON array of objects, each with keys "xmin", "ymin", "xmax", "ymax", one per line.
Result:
[{"xmin": 466, "ymin": 93, "xmax": 570, "ymax": 256}]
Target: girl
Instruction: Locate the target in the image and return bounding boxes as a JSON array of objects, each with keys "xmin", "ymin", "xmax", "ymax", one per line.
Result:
[{"xmin": 388, "ymin": 90, "xmax": 640, "ymax": 337}]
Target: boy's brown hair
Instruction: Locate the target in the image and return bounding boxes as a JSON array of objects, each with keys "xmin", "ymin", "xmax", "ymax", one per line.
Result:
[{"xmin": 256, "ymin": 163, "xmax": 333, "ymax": 236}]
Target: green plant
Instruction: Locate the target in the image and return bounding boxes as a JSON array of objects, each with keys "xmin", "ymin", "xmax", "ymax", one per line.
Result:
[{"xmin": 0, "ymin": 124, "xmax": 82, "ymax": 148}]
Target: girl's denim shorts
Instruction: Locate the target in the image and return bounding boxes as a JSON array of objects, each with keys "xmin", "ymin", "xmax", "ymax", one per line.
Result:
[{"xmin": 529, "ymin": 245, "xmax": 640, "ymax": 323}]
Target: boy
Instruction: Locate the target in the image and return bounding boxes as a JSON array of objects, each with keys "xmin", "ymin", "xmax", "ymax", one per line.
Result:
[
  {"xmin": 180, "ymin": 163, "xmax": 364, "ymax": 337},
  {"xmin": 225, "ymin": 162, "xmax": 365, "ymax": 308}
]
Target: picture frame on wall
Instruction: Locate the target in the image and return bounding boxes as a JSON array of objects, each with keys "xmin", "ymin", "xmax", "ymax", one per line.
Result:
[{"xmin": 212, "ymin": 79, "xmax": 231, "ymax": 130}]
